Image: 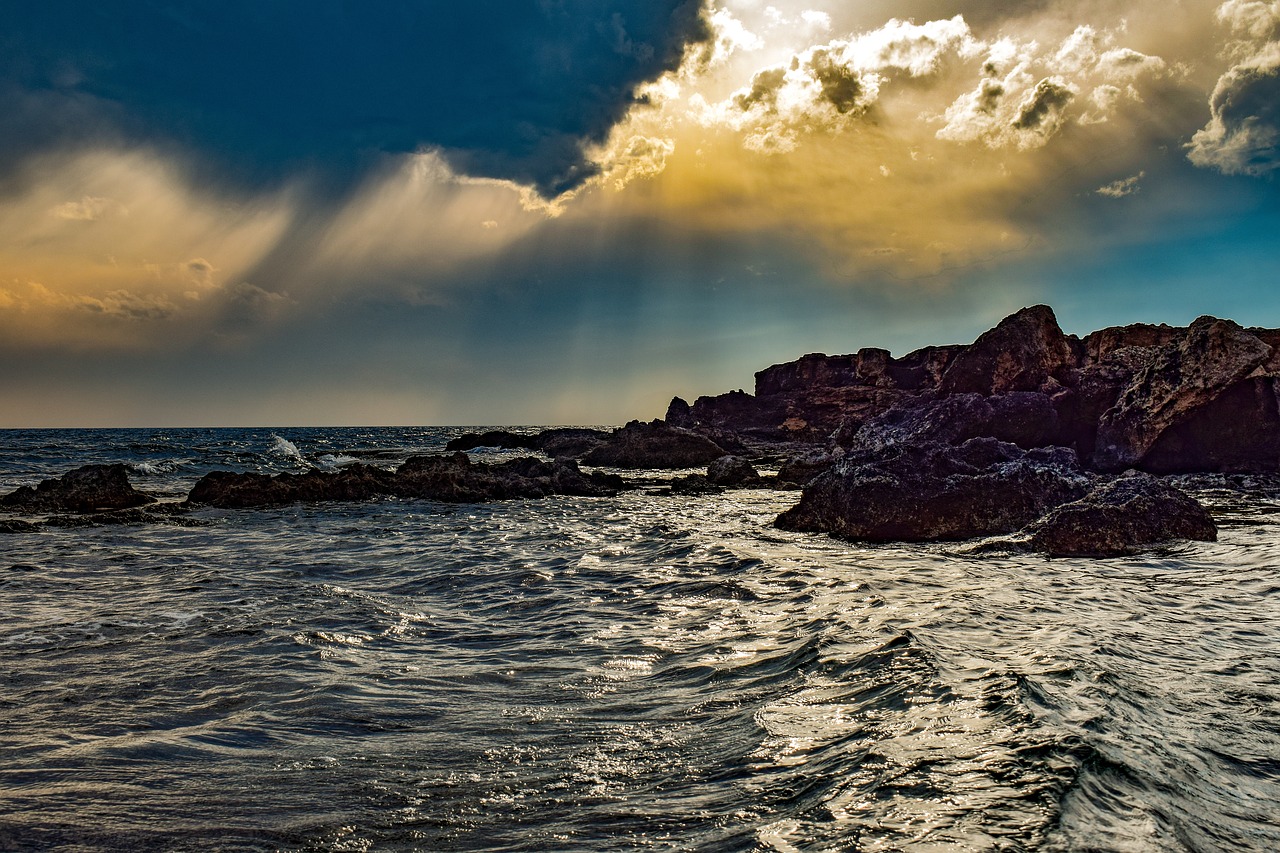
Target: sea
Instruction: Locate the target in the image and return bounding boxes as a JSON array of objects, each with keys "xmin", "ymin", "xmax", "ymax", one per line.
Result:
[{"xmin": 1, "ymin": 427, "xmax": 1278, "ymax": 852}]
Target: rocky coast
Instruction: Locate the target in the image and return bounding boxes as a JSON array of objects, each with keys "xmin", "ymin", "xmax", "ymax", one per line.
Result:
[{"xmin": 5, "ymin": 305, "xmax": 1278, "ymax": 556}]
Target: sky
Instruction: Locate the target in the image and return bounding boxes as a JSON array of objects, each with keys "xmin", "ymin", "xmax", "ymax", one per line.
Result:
[{"xmin": 1, "ymin": 0, "xmax": 1278, "ymax": 427}]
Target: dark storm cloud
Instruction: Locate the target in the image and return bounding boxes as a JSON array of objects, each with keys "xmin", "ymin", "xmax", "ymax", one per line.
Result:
[{"xmin": 0, "ymin": 1, "xmax": 710, "ymax": 196}]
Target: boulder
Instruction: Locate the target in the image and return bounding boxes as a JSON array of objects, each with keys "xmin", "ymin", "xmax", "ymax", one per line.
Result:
[
  {"xmin": 580, "ymin": 420, "xmax": 727, "ymax": 468},
  {"xmin": 706, "ymin": 455, "xmax": 761, "ymax": 487},
  {"xmin": 1028, "ymin": 473, "xmax": 1217, "ymax": 556},
  {"xmin": 938, "ymin": 305, "xmax": 1077, "ymax": 396},
  {"xmin": 1093, "ymin": 316, "xmax": 1272, "ymax": 471},
  {"xmin": 0, "ymin": 464, "xmax": 155, "ymax": 513},
  {"xmin": 776, "ymin": 438, "xmax": 1090, "ymax": 542}
]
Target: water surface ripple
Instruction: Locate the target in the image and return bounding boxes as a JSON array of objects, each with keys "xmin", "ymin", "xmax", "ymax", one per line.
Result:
[{"xmin": 1, "ymin": 428, "xmax": 1277, "ymax": 851}]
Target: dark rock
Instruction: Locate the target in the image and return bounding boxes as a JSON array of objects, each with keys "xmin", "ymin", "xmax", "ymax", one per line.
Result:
[
  {"xmin": 1081, "ymin": 322, "xmax": 1182, "ymax": 364},
  {"xmin": 706, "ymin": 455, "xmax": 760, "ymax": 487},
  {"xmin": 1094, "ymin": 316, "xmax": 1272, "ymax": 471},
  {"xmin": 0, "ymin": 464, "xmax": 155, "ymax": 513},
  {"xmin": 188, "ymin": 455, "xmax": 623, "ymax": 508},
  {"xmin": 776, "ymin": 451, "xmax": 841, "ymax": 488},
  {"xmin": 445, "ymin": 427, "xmax": 608, "ymax": 457},
  {"xmin": 445, "ymin": 430, "xmax": 535, "ymax": 452},
  {"xmin": 667, "ymin": 474, "xmax": 723, "ymax": 496},
  {"xmin": 848, "ymin": 391, "xmax": 1063, "ymax": 457},
  {"xmin": 665, "ymin": 396, "xmax": 694, "ymax": 428},
  {"xmin": 187, "ymin": 463, "xmax": 398, "ymax": 508},
  {"xmin": 1141, "ymin": 378, "xmax": 1280, "ymax": 473},
  {"xmin": 1028, "ymin": 473, "xmax": 1217, "ymax": 556},
  {"xmin": 938, "ymin": 305, "xmax": 1076, "ymax": 396},
  {"xmin": 531, "ymin": 428, "xmax": 610, "ymax": 458},
  {"xmin": 397, "ymin": 454, "xmax": 622, "ymax": 501},
  {"xmin": 775, "ymin": 438, "xmax": 1090, "ymax": 542},
  {"xmin": 0, "ymin": 519, "xmax": 41, "ymax": 533},
  {"xmin": 885, "ymin": 345, "xmax": 966, "ymax": 391},
  {"xmin": 580, "ymin": 420, "xmax": 727, "ymax": 469}
]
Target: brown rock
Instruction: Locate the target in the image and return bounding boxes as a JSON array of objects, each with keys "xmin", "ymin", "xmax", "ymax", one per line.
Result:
[
  {"xmin": 1093, "ymin": 316, "xmax": 1273, "ymax": 471},
  {"xmin": 938, "ymin": 305, "xmax": 1076, "ymax": 396}
]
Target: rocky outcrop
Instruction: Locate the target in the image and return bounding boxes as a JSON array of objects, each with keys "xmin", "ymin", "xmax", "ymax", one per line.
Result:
[
  {"xmin": 1093, "ymin": 317, "xmax": 1272, "ymax": 471},
  {"xmin": 0, "ymin": 464, "xmax": 155, "ymax": 513},
  {"xmin": 776, "ymin": 439, "xmax": 1090, "ymax": 542},
  {"xmin": 188, "ymin": 463, "xmax": 398, "ymax": 508},
  {"xmin": 1028, "ymin": 473, "xmax": 1217, "ymax": 556},
  {"xmin": 668, "ymin": 305, "xmax": 1280, "ymax": 478},
  {"xmin": 187, "ymin": 454, "xmax": 624, "ymax": 509},
  {"xmin": 937, "ymin": 305, "xmax": 1076, "ymax": 396},
  {"xmin": 580, "ymin": 420, "xmax": 727, "ymax": 469}
]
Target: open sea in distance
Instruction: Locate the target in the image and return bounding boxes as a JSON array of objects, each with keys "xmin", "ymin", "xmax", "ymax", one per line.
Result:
[{"xmin": 1, "ymin": 426, "xmax": 1278, "ymax": 852}]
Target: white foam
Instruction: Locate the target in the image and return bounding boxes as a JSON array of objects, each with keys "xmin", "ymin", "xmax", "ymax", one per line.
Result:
[
  {"xmin": 270, "ymin": 434, "xmax": 306, "ymax": 463},
  {"xmin": 315, "ymin": 453, "xmax": 359, "ymax": 471}
]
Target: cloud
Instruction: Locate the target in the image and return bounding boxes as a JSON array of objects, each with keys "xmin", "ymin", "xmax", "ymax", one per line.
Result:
[
  {"xmin": 938, "ymin": 26, "xmax": 1164, "ymax": 149},
  {"xmin": 1096, "ymin": 171, "xmax": 1146, "ymax": 197},
  {"xmin": 0, "ymin": 1, "xmax": 713, "ymax": 199},
  {"xmin": 1188, "ymin": 1, "xmax": 1280, "ymax": 175}
]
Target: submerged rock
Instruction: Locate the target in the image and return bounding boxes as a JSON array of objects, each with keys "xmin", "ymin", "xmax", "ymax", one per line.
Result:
[
  {"xmin": 1028, "ymin": 473, "xmax": 1217, "ymax": 556},
  {"xmin": 776, "ymin": 438, "xmax": 1090, "ymax": 542},
  {"xmin": 0, "ymin": 464, "xmax": 155, "ymax": 513},
  {"xmin": 580, "ymin": 420, "xmax": 727, "ymax": 469}
]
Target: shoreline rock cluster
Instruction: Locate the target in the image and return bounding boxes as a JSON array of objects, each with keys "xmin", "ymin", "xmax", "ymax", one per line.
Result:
[{"xmin": 5, "ymin": 305, "xmax": 1274, "ymax": 556}]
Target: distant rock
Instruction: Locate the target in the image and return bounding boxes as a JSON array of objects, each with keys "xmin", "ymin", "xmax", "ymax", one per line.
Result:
[
  {"xmin": 396, "ymin": 454, "xmax": 622, "ymax": 501},
  {"xmin": 187, "ymin": 455, "xmax": 624, "ymax": 508},
  {"xmin": 706, "ymin": 455, "xmax": 760, "ymax": 487},
  {"xmin": 0, "ymin": 519, "xmax": 41, "ymax": 534},
  {"xmin": 0, "ymin": 464, "xmax": 155, "ymax": 513},
  {"xmin": 444, "ymin": 427, "xmax": 608, "ymax": 457},
  {"xmin": 776, "ymin": 438, "xmax": 1090, "ymax": 542},
  {"xmin": 666, "ymin": 474, "xmax": 723, "ymax": 496},
  {"xmin": 1028, "ymin": 473, "xmax": 1217, "ymax": 556},
  {"xmin": 1093, "ymin": 317, "xmax": 1272, "ymax": 471},
  {"xmin": 187, "ymin": 463, "xmax": 398, "ymax": 508},
  {"xmin": 580, "ymin": 420, "xmax": 727, "ymax": 469}
]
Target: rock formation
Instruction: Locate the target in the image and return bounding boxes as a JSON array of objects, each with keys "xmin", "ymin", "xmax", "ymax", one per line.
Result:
[{"xmin": 0, "ymin": 464, "xmax": 156, "ymax": 513}]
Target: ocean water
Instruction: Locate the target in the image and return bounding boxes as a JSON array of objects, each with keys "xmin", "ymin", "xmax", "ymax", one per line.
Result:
[{"xmin": 1, "ymin": 427, "xmax": 1278, "ymax": 852}]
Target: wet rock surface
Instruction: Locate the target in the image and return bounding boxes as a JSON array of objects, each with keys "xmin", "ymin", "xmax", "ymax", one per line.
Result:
[
  {"xmin": 776, "ymin": 439, "xmax": 1091, "ymax": 543},
  {"xmin": 0, "ymin": 464, "xmax": 156, "ymax": 513},
  {"xmin": 1028, "ymin": 473, "xmax": 1218, "ymax": 557}
]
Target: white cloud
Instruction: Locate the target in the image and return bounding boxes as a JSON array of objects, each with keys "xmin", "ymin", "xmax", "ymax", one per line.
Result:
[
  {"xmin": 1096, "ymin": 171, "xmax": 1146, "ymax": 197},
  {"xmin": 1189, "ymin": 1, "xmax": 1280, "ymax": 175}
]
